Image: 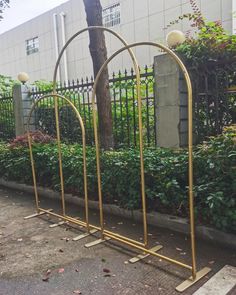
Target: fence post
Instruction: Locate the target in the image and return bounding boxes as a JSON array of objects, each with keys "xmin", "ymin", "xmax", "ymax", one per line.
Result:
[
  {"xmin": 13, "ymin": 84, "xmax": 34, "ymax": 136},
  {"xmin": 154, "ymin": 53, "xmax": 188, "ymax": 148}
]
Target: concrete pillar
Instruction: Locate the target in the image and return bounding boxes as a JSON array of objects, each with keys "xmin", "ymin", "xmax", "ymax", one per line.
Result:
[
  {"xmin": 154, "ymin": 53, "xmax": 188, "ymax": 148},
  {"xmin": 13, "ymin": 84, "xmax": 34, "ymax": 136}
]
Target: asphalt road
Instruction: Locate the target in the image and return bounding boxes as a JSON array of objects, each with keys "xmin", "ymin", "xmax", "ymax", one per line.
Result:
[{"xmin": 0, "ymin": 186, "xmax": 235, "ymax": 295}]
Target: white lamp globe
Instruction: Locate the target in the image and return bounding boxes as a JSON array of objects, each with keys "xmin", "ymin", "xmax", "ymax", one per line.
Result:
[
  {"xmin": 17, "ymin": 72, "xmax": 29, "ymax": 84},
  {"xmin": 166, "ymin": 30, "xmax": 186, "ymax": 48}
]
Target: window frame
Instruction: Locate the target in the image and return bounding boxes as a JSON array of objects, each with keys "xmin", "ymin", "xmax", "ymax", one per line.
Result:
[
  {"xmin": 102, "ymin": 2, "xmax": 121, "ymax": 28},
  {"xmin": 26, "ymin": 36, "xmax": 39, "ymax": 55}
]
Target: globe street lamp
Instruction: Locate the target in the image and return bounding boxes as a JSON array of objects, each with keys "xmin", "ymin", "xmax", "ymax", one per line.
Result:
[
  {"xmin": 17, "ymin": 72, "xmax": 29, "ymax": 84},
  {"xmin": 166, "ymin": 30, "xmax": 186, "ymax": 48}
]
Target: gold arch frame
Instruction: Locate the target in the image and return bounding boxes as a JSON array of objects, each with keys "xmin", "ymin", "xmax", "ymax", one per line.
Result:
[
  {"xmin": 51, "ymin": 26, "xmax": 149, "ymax": 245},
  {"xmin": 89, "ymin": 41, "xmax": 211, "ymax": 291},
  {"xmin": 26, "ymin": 93, "xmax": 92, "ymax": 232},
  {"xmin": 24, "ymin": 26, "xmax": 211, "ymax": 292}
]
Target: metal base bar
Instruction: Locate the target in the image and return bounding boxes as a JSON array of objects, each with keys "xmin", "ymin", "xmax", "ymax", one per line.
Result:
[
  {"xmin": 73, "ymin": 229, "xmax": 98, "ymax": 241},
  {"xmin": 49, "ymin": 216, "xmax": 81, "ymax": 228},
  {"xmin": 84, "ymin": 237, "xmax": 111, "ymax": 248},
  {"xmin": 129, "ymin": 245, "xmax": 163, "ymax": 263},
  {"xmin": 24, "ymin": 209, "xmax": 53, "ymax": 219},
  {"xmin": 103, "ymin": 231, "xmax": 192, "ymax": 270},
  {"xmin": 49, "ymin": 221, "xmax": 67, "ymax": 228},
  {"xmin": 103, "ymin": 229, "xmax": 145, "ymax": 247},
  {"xmin": 175, "ymin": 267, "xmax": 211, "ymax": 292}
]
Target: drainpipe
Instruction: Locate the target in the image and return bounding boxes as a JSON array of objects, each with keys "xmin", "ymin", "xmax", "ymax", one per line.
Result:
[
  {"xmin": 233, "ymin": 0, "xmax": 236, "ymax": 35},
  {"xmin": 53, "ymin": 13, "xmax": 61, "ymax": 82},
  {"xmin": 60, "ymin": 12, "xmax": 68, "ymax": 83}
]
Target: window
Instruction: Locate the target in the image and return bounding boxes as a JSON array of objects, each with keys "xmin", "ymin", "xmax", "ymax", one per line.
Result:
[
  {"xmin": 102, "ymin": 3, "xmax": 120, "ymax": 28},
  {"xmin": 26, "ymin": 37, "xmax": 39, "ymax": 55}
]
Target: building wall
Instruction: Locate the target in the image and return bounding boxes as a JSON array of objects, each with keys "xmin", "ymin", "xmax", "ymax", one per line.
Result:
[{"xmin": 0, "ymin": 0, "xmax": 233, "ymax": 83}]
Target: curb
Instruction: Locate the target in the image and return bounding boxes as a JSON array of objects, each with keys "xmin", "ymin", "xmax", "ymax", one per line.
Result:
[{"xmin": 0, "ymin": 178, "xmax": 235, "ymax": 250}]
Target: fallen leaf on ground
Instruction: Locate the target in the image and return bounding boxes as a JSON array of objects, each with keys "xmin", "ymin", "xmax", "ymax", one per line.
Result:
[
  {"xmin": 176, "ymin": 247, "xmax": 182, "ymax": 251},
  {"xmin": 59, "ymin": 249, "xmax": 64, "ymax": 253},
  {"xmin": 58, "ymin": 268, "xmax": 64, "ymax": 273},
  {"xmin": 73, "ymin": 290, "xmax": 82, "ymax": 294},
  {"xmin": 101, "ymin": 258, "xmax": 106, "ymax": 262},
  {"xmin": 208, "ymin": 260, "xmax": 215, "ymax": 264},
  {"xmin": 117, "ymin": 222, "xmax": 123, "ymax": 225},
  {"xmin": 42, "ymin": 276, "xmax": 49, "ymax": 282},
  {"xmin": 104, "ymin": 274, "xmax": 111, "ymax": 277},
  {"xmin": 103, "ymin": 268, "xmax": 110, "ymax": 273},
  {"xmin": 75, "ymin": 269, "xmax": 79, "ymax": 272},
  {"xmin": 25, "ymin": 253, "xmax": 32, "ymax": 258},
  {"xmin": 17, "ymin": 238, "xmax": 23, "ymax": 242},
  {"xmin": 42, "ymin": 269, "xmax": 51, "ymax": 282},
  {"xmin": 180, "ymin": 252, "xmax": 186, "ymax": 255},
  {"xmin": 61, "ymin": 237, "xmax": 70, "ymax": 242}
]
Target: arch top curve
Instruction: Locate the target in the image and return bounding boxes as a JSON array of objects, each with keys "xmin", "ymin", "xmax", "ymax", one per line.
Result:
[
  {"xmin": 52, "ymin": 26, "xmax": 139, "ymax": 93},
  {"xmin": 26, "ymin": 93, "xmax": 85, "ymax": 137}
]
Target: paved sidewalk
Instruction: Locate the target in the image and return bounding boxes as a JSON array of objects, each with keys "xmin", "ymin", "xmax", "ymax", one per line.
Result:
[{"xmin": 0, "ymin": 186, "xmax": 235, "ymax": 295}]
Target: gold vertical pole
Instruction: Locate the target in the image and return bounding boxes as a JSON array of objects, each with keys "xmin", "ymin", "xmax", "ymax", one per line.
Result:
[
  {"xmin": 27, "ymin": 130, "xmax": 40, "ymax": 213},
  {"xmin": 135, "ymin": 67, "xmax": 148, "ymax": 247},
  {"xmin": 81, "ymin": 116, "xmax": 89, "ymax": 231},
  {"xmin": 91, "ymin": 101, "xmax": 104, "ymax": 237},
  {"xmin": 185, "ymin": 72, "xmax": 197, "ymax": 279},
  {"xmin": 54, "ymin": 94, "xmax": 66, "ymax": 216}
]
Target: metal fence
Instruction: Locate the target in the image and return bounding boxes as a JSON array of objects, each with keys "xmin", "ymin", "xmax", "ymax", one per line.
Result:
[
  {"xmin": 31, "ymin": 66, "xmax": 156, "ymax": 148},
  {"xmin": 0, "ymin": 62, "xmax": 235, "ymax": 145},
  {"xmin": 0, "ymin": 92, "xmax": 15, "ymax": 141},
  {"xmin": 190, "ymin": 60, "xmax": 236, "ymax": 142}
]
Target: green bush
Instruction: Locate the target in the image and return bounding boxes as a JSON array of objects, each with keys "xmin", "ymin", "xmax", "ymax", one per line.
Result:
[{"xmin": 0, "ymin": 127, "xmax": 235, "ymax": 232}]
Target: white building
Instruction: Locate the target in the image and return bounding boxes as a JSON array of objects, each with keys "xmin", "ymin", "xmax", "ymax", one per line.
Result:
[{"xmin": 0, "ymin": 0, "xmax": 233, "ymax": 82}]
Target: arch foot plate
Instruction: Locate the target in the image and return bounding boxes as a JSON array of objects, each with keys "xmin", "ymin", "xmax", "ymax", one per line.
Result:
[{"xmin": 176, "ymin": 267, "xmax": 211, "ymax": 292}]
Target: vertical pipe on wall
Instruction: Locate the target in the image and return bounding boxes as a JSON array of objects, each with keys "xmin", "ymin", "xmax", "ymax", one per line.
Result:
[
  {"xmin": 53, "ymin": 13, "xmax": 61, "ymax": 83},
  {"xmin": 232, "ymin": 0, "xmax": 236, "ymax": 34},
  {"xmin": 60, "ymin": 12, "xmax": 68, "ymax": 83}
]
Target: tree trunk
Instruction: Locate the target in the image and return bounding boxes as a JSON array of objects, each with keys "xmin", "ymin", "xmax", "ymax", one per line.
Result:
[{"xmin": 83, "ymin": 0, "xmax": 114, "ymax": 150}]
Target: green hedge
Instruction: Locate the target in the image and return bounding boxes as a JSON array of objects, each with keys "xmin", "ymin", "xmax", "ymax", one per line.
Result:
[{"xmin": 0, "ymin": 127, "xmax": 235, "ymax": 232}]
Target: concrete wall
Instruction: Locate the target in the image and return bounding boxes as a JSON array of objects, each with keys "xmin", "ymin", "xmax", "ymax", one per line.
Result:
[
  {"xmin": 0, "ymin": 0, "xmax": 233, "ymax": 83},
  {"xmin": 154, "ymin": 53, "xmax": 189, "ymax": 148}
]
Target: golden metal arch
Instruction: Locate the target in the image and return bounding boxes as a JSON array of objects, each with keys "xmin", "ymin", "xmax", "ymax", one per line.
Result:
[
  {"xmin": 90, "ymin": 41, "xmax": 211, "ymax": 289},
  {"xmin": 50, "ymin": 26, "xmax": 148, "ymax": 247},
  {"xmin": 25, "ymin": 93, "xmax": 90, "ymax": 231}
]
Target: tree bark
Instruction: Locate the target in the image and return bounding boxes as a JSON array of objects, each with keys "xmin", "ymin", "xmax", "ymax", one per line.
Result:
[{"xmin": 83, "ymin": 0, "xmax": 114, "ymax": 149}]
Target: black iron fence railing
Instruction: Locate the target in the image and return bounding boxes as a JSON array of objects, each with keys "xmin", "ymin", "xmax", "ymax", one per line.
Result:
[
  {"xmin": 0, "ymin": 62, "xmax": 235, "ymax": 145},
  {"xmin": 0, "ymin": 92, "xmax": 15, "ymax": 141},
  {"xmin": 31, "ymin": 66, "xmax": 156, "ymax": 147},
  {"xmin": 189, "ymin": 60, "xmax": 236, "ymax": 142}
]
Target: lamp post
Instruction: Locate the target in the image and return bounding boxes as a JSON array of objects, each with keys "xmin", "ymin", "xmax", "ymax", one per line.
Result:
[
  {"xmin": 17, "ymin": 72, "xmax": 29, "ymax": 85},
  {"xmin": 166, "ymin": 30, "xmax": 186, "ymax": 48},
  {"xmin": 14, "ymin": 72, "xmax": 33, "ymax": 135}
]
